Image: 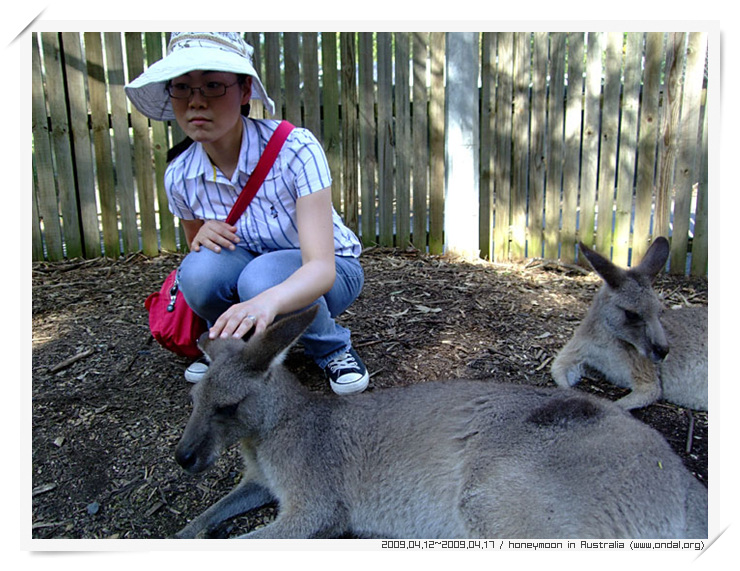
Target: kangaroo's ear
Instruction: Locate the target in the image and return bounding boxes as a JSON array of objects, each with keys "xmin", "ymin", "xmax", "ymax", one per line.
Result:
[
  {"xmin": 197, "ymin": 331, "xmax": 218, "ymax": 362},
  {"xmin": 634, "ymin": 236, "xmax": 670, "ymax": 280},
  {"xmin": 579, "ymin": 242, "xmax": 626, "ymax": 289},
  {"xmin": 197, "ymin": 331, "xmax": 248, "ymax": 364},
  {"xmin": 241, "ymin": 305, "xmax": 320, "ymax": 373}
]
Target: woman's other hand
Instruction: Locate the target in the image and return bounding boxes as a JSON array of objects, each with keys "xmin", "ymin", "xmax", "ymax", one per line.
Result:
[{"xmin": 186, "ymin": 219, "xmax": 240, "ymax": 253}]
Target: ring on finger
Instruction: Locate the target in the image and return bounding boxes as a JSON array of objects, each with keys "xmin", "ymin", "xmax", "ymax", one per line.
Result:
[{"xmin": 246, "ymin": 314, "xmax": 257, "ymax": 322}]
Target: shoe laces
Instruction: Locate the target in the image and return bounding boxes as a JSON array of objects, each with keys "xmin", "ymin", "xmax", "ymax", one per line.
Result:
[{"xmin": 328, "ymin": 353, "xmax": 358, "ymax": 373}]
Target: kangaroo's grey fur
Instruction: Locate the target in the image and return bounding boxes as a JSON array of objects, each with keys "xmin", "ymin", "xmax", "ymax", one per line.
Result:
[
  {"xmin": 551, "ymin": 237, "xmax": 708, "ymax": 411},
  {"xmin": 174, "ymin": 306, "xmax": 707, "ymax": 539}
]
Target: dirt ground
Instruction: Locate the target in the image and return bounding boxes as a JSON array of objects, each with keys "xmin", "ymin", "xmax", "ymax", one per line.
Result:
[{"xmin": 30, "ymin": 248, "xmax": 708, "ymax": 539}]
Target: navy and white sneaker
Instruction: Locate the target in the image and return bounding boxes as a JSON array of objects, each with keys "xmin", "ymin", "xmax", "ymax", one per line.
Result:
[
  {"xmin": 325, "ymin": 348, "xmax": 369, "ymax": 395},
  {"xmin": 184, "ymin": 357, "xmax": 209, "ymax": 383}
]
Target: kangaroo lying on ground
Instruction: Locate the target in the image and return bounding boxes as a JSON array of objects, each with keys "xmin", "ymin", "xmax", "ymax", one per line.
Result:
[
  {"xmin": 174, "ymin": 305, "xmax": 707, "ymax": 539},
  {"xmin": 551, "ymin": 237, "xmax": 708, "ymax": 411}
]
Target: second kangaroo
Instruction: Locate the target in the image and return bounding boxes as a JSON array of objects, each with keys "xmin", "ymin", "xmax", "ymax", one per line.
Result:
[
  {"xmin": 551, "ymin": 237, "xmax": 707, "ymax": 411},
  {"xmin": 174, "ymin": 306, "xmax": 706, "ymax": 539}
]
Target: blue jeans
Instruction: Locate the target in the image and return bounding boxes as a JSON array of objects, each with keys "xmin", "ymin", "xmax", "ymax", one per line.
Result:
[{"xmin": 177, "ymin": 247, "xmax": 364, "ymax": 369}]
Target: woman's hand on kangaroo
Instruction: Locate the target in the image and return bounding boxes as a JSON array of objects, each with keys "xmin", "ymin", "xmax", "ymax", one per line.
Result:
[
  {"xmin": 210, "ymin": 298, "xmax": 275, "ymax": 339},
  {"xmin": 190, "ymin": 220, "xmax": 240, "ymax": 253}
]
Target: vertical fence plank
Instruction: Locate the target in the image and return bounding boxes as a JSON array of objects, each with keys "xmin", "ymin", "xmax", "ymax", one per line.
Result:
[
  {"xmin": 358, "ymin": 32, "xmax": 376, "ymax": 246},
  {"xmin": 125, "ymin": 32, "xmax": 158, "ymax": 257},
  {"xmin": 595, "ymin": 33, "xmax": 623, "ymax": 255},
  {"xmin": 561, "ymin": 32, "xmax": 584, "ymax": 263},
  {"xmin": 340, "ymin": 32, "xmax": 359, "ymax": 235},
  {"xmin": 412, "ymin": 32, "xmax": 429, "ymax": 251},
  {"xmin": 264, "ymin": 33, "xmax": 282, "ymax": 120},
  {"xmin": 377, "ymin": 32, "xmax": 394, "ymax": 247},
  {"xmin": 302, "ymin": 33, "xmax": 321, "ymax": 138},
  {"xmin": 613, "ymin": 32, "xmax": 643, "ymax": 267},
  {"xmin": 144, "ymin": 32, "xmax": 176, "ymax": 252},
  {"xmin": 545, "ymin": 33, "xmax": 566, "ymax": 260},
  {"xmin": 104, "ymin": 32, "xmax": 139, "ymax": 254},
  {"xmin": 510, "ymin": 32, "xmax": 530, "ymax": 260},
  {"xmin": 671, "ymin": 32, "xmax": 707, "ymax": 274},
  {"xmin": 428, "ymin": 32, "xmax": 445, "ymax": 255},
  {"xmin": 85, "ymin": 32, "xmax": 120, "ymax": 258},
  {"xmin": 479, "ymin": 33, "xmax": 495, "ymax": 260},
  {"xmin": 528, "ymin": 32, "xmax": 548, "ymax": 259},
  {"xmin": 395, "ymin": 32, "xmax": 411, "ymax": 249},
  {"xmin": 32, "ymin": 34, "xmax": 64, "ymax": 261},
  {"xmin": 284, "ymin": 33, "xmax": 301, "ymax": 126},
  {"xmin": 579, "ymin": 32, "xmax": 603, "ymax": 251},
  {"xmin": 692, "ymin": 91, "xmax": 709, "ymax": 276},
  {"xmin": 321, "ymin": 33, "xmax": 341, "ymax": 210},
  {"xmin": 656, "ymin": 33, "xmax": 686, "ymax": 242},
  {"xmin": 493, "ymin": 33, "xmax": 513, "ymax": 262},
  {"xmin": 61, "ymin": 32, "xmax": 102, "ymax": 258},
  {"xmin": 445, "ymin": 32, "xmax": 480, "ymax": 259},
  {"xmin": 41, "ymin": 32, "xmax": 83, "ymax": 259},
  {"xmin": 633, "ymin": 32, "xmax": 664, "ymax": 263}
]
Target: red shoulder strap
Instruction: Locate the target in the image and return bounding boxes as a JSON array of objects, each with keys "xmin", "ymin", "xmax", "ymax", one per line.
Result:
[{"xmin": 225, "ymin": 121, "xmax": 295, "ymax": 226}]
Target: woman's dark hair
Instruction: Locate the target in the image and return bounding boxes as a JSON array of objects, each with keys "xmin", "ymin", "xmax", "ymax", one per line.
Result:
[
  {"xmin": 166, "ymin": 136, "xmax": 196, "ymax": 163},
  {"xmin": 166, "ymin": 74, "xmax": 252, "ymax": 163}
]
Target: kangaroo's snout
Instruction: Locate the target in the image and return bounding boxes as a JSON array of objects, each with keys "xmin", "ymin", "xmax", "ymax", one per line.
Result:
[
  {"xmin": 644, "ymin": 318, "xmax": 670, "ymax": 363},
  {"xmin": 175, "ymin": 430, "xmax": 219, "ymax": 474},
  {"xmin": 175, "ymin": 445, "xmax": 198, "ymax": 472},
  {"xmin": 650, "ymin": 343, "xmax": 670, "ymax": 363}
]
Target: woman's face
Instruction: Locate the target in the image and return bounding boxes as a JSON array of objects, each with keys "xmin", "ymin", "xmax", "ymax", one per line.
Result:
[{"xmin": 169, "ymin": 70, "xmax": 252, "ymax": 146}]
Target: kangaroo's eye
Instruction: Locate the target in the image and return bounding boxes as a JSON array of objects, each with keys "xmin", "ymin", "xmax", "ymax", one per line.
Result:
[
  {"xmin": 214, "ymin": 402, "xmax": 239, "ymax": 418},
  {"xmin": 624, "ymin": 310, "xmax": 641, "ymax": 323}
]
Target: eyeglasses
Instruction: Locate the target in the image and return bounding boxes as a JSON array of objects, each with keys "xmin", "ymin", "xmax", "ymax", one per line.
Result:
[{"xmin": 166, "ymin": 80, "xmax": 239, "ymax": 99}]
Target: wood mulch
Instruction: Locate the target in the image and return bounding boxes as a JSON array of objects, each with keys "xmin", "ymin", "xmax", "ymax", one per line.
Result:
[{"xmin": 31, "ymin": 248, "xmax": 708, "ymax": 539}]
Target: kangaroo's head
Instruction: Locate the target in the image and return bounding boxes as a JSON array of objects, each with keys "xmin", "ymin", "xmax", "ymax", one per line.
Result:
[
  {"xmin": 175, "ymin": 306, "xmax": 318, "ymax": 474},
  {"xmin": 581, "ymin": 238, "xmax": 670, "ymax": 363}
]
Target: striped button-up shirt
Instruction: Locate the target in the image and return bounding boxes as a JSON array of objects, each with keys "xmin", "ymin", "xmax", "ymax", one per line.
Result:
[{"xmin": 165, "ymin": 117, "xmax": 362, "ymax": 258}]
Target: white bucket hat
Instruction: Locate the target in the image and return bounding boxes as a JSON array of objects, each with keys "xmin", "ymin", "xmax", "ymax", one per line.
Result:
[{"xmin": 125, "ymin": 32, "xmax": 275, "ymax": 120}]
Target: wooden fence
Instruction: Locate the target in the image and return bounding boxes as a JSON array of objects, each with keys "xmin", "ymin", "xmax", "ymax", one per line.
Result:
[{"xmin": 31, "ymin": 32, "xmax": 709, "ymax": 275}]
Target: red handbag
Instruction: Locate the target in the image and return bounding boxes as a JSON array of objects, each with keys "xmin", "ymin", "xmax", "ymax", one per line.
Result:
[
  {"xmin": 145, "ymin": 121, "xmax": 295, "ymax": 358},
  {"xmin": 145, "ymin": 269, "xmax": 207, "ymax": 359}
]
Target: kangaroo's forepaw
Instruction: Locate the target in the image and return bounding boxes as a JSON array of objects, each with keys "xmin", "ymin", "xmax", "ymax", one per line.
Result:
[{"xmin": 552, "ymin": 363, "xmax": 581, "ymax": 388}]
